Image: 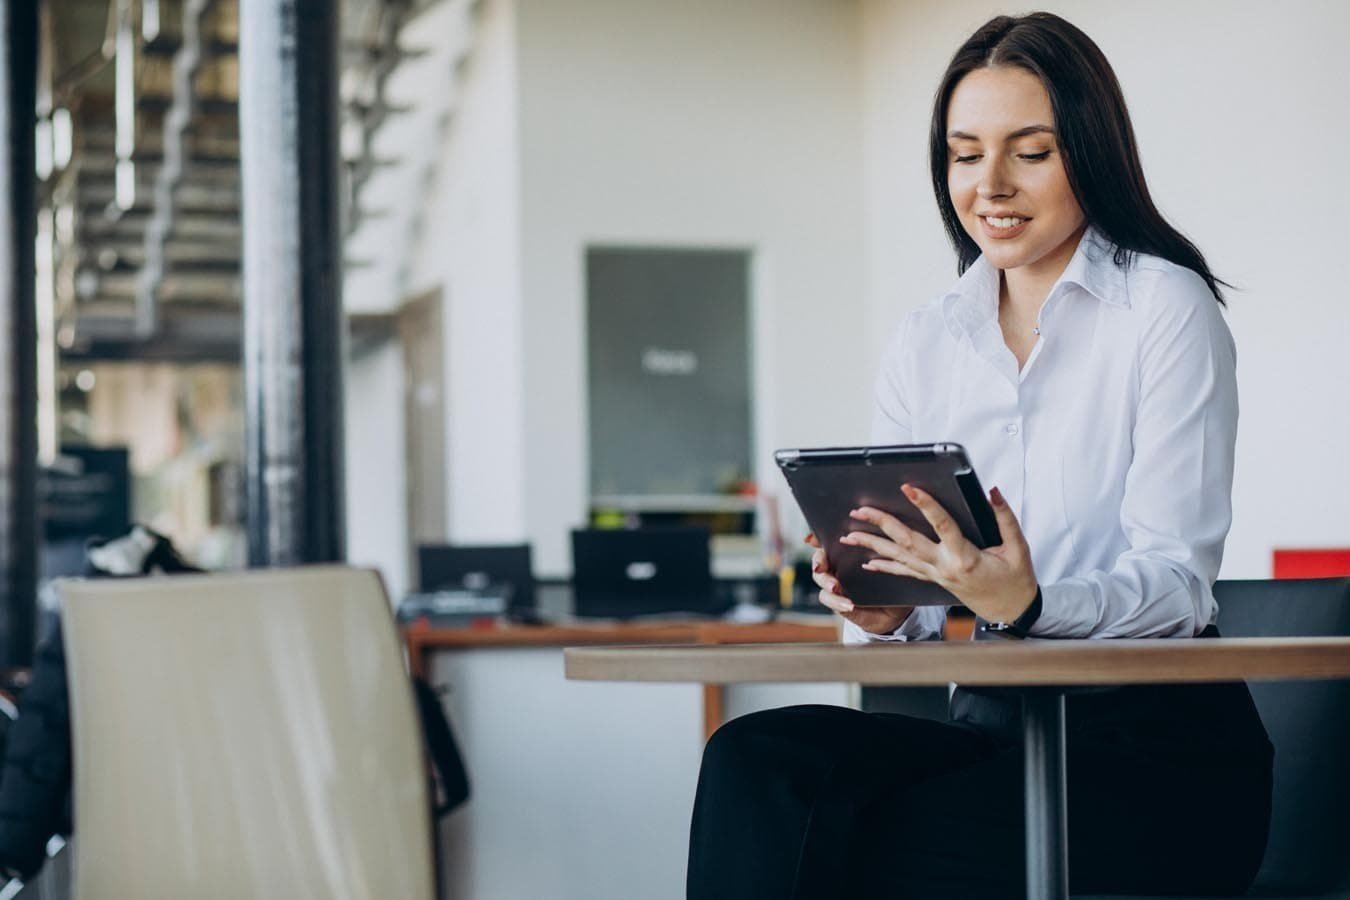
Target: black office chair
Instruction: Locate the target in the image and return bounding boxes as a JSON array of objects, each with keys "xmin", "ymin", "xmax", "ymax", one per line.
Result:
[
  {"xmin": 1078, "ymin": 577, "xmax": 1350, "ymax": 899},
  {"xmin": 861, "ymin": 578, "xmax": 1350, "ymax": 899}
]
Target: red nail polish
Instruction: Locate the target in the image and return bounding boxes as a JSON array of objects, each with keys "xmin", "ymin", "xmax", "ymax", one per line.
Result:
[{"xmin": 991, "ymin": 486, "xmax": 1005, "ymax": 507}]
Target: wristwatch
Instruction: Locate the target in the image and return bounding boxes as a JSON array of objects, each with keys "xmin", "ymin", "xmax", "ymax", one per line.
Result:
[{"xmin": 980, "ymin": 586, "xmax": 1043, "ymax": 640}]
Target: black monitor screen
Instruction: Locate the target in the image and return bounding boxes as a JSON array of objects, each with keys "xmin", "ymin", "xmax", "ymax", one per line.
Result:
[{"xmin": 417, "ymin": 544, "xmax": 535, "ymax": 611}]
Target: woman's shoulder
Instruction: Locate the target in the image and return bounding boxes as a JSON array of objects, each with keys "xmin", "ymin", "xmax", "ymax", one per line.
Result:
[
  {"xmin": 1123, "ymin": 251, "xmax": 1222, "ymax": 322},
  {"xmin": 1120, "ymin": 251, "xmax": 1235, "ymax": 357}
]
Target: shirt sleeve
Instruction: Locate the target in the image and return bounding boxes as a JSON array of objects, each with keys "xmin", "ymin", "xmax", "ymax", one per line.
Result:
[
  {"xmin": 1033, "ymin": 269, "xmax": 1237, "ymax": 638},
  {"xmin": 845, "ymin": 314, "xmax": 947, "ymax": 644}
]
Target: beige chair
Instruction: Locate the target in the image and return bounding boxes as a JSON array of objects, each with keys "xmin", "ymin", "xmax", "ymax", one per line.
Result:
[{"xmin": 59, "ymin": 565, "xmax": 434, "ymax": 900}]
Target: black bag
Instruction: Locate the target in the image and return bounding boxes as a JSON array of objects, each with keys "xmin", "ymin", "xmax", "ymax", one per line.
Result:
[{"xmin": 411, "ymin": 676, "xmax": 471, "ymax": 816}]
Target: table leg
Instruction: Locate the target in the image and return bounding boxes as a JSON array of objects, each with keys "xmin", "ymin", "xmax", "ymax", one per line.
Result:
[
  {"xmin": 702, "ymin": 683, "xmax": 725, "ymax": 742},
  {"xmin": 1022, "ymin": 689, "xmax": 1068, "ymax": 900}
]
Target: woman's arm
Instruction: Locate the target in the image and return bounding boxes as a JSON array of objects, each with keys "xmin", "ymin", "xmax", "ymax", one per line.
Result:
[{"xmin": 1034, "ymin": 268, "xmax": 1238, "ymax": 638}]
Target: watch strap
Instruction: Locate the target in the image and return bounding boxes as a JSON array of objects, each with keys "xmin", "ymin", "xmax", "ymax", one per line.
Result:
[{"xmin": 980, "ymin": 585, "xmax": 1043, "ymax": 640}]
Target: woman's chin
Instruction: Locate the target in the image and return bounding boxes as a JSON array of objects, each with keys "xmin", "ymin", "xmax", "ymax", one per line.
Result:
[{"xmin": 978, "ymin": 245, "xmax": 1033, "ymax": 271}]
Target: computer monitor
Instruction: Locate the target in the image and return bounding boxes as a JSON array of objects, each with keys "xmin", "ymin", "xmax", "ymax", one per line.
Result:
[
  {"xmin": 570, "ymin": 527, "xmax": 719, "ymax": 618},
  {"xmin": 416, "ymin": 544, "xmax": 535, "ymax": 612}
]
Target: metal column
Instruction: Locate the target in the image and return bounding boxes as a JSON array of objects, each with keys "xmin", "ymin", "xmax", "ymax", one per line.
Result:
[
  {"xmin": 238, "ymin": 0, "xmax": 346, "ymax": 566},
  {"xmin": 1023, "ymin": 688, "xmax": 1069, "ymax": 900},
  {"xmin": 0, "ymin": 0, "xmax": 39, "ymax": 668}
]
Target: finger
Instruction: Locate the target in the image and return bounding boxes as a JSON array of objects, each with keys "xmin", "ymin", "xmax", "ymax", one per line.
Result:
[
  {"xmin": 812, "ymin": 568, "xmax": 843, "ymax": 593},
  {"xmin": 841, "ymin": 531, "xmax": 937, "ymax": 579},
  {"xmin": 851, "ymin": 507, "xmax": 938, "ymax": 564},
  {"xmin": 811, "ymin": 547, "xmax": 827, "ymax": 572},
  {"xmin": 839, "ymin": 529, "xmax": 903, "ymax": 559},
  {"xmin": 804, "ymin": 532, "xmax": 820, "ymax": 547},
  {"xmin": 817, "ymin": 588, "xmax": 854, "ymax": 614},
  {"xmin": 900, "ymin": 484, "xmax": 966, "ymax": 544},
  {"xmin": 989, "ymin": 486, "xmax": 1030, "ymax": 554},
  {"xmin": 862, "ymin": 557, "xmax": 930, "ymax": 581},
  {"xmin": 901, "ymin": 486, "xmax": 980, "ymax": 566}
]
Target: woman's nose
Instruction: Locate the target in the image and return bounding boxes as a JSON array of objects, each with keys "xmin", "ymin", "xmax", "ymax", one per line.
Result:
[{"xmin": 977, "ymin": 159, "xmax": 1014, "ymax": 200}]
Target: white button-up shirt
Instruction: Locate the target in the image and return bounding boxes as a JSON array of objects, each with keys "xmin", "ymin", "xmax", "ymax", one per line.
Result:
[{"xmin": 844, "ymin": 227, "xmax": 1237, "ymax": 643}]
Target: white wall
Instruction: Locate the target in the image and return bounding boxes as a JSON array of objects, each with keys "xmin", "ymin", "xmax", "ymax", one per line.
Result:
[
  {"xmin": 860, "ymin": 0, "xmax": 1350, "ymax": 578},
  {"xmin": 345, "ymin": 342, "xmax": 410, "ymax": 600},
  {"xmin": 516, "ymin": 0, "xmax": 870, "ymax": 574},
  {"xmin": 406, "ymin": 0, "xmax": 530, "ymax": 546}
]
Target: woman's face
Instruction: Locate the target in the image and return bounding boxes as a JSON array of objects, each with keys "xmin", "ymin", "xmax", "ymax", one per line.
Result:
[{"xmin": 946, "ymin": 65, "xmax": 1086, "ymax": 278}]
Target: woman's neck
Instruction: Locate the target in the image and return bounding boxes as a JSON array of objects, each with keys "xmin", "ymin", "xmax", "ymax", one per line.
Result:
[{"xmin": 998, "ymin": 225, "xmax": 1088, "ymax": 319}]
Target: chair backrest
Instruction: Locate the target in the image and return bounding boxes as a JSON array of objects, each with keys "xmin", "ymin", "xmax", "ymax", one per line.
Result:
[
  {"xmin": 60, "ymin": 565, "xmax": 435, "ymax": 900},
  {"xmin": 1214, "ymin": 577, "xmax": 1350, "ymax": 895}
]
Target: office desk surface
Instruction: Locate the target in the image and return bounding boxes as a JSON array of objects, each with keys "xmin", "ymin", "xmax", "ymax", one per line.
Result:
[
  {"xmin": 564, "ymin": 636, "xmax": 1350, "ymax": 686},
  {"xmin": 404, "ymin": 619, "xmax": 837, "ymax": 673}
]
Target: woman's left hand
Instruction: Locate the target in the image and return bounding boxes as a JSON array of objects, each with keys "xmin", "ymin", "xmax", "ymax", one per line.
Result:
[{"xmin": 842, "ymin": 484, "xmax": 1039, "ymax": 624}]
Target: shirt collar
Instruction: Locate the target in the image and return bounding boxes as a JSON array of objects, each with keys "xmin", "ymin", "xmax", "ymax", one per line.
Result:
[{"xmin": 941, "ymin": 226, "xmax": 1131, "ymax": 337}]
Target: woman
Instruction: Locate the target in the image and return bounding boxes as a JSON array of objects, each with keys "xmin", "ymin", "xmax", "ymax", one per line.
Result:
[{"xmin": 686, "ymin": 12, "xmax": 1272, "ymax": 900}]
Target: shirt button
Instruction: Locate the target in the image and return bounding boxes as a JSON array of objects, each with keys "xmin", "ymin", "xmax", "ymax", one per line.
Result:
[{"xmin": 1003, "ymin": 423, "xmax": 1020, "ymax": 436}]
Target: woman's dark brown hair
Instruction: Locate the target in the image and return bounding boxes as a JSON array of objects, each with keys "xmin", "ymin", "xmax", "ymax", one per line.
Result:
[{"xmin": 929, "ymin": 12, "xmax": 1227, "ymax": 304}]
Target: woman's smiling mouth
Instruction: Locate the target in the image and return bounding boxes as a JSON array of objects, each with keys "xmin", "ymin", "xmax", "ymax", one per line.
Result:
[{"xmin": 979, "ymin": 214, "xmax": 1031, "ymax": 238}]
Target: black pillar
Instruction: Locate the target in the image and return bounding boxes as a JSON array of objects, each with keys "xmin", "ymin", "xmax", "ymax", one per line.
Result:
[
  {"xmin": 238, "ymin": 0, "xmax": 345, "ymax": 566},
  {"xmin": 0, "ymin": 0, "xmax": 38, "ymax": 667}
]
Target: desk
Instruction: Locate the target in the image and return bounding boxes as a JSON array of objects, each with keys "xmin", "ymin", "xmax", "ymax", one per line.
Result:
[
  {"xmin": 565, "ymin": 637, "xmax": 1350, "ymax": 900},
  {"xmin": 405, "ymin": 619, "xmax": 837, "ymax": 739}
]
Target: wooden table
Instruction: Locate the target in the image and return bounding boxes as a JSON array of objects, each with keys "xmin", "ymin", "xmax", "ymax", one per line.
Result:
[
  {"xmin": 403, "ymin": 619, "xmax": 838, "ymax": 739},
  {"xmin": 565, "ymin": 637, "xmax": 1350, "ymax": 900}
]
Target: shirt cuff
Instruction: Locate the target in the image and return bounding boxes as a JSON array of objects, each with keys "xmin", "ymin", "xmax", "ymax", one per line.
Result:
[
  {"xmin": 840, "ymin": 607, "xmax": 944, "ymax": 644},
  {"xmin": 1030, "ymin": 580, "xmax": 1095, "ymax": 638}
]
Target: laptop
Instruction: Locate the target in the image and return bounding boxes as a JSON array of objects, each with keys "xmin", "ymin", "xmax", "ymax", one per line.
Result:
[
  {"xmin": 570, "ymin": 527, "xmax": 720, "ymax": 619},
  {"xmin": 417, "ymin": 544, "xmax": 535, "ymax": 613}
]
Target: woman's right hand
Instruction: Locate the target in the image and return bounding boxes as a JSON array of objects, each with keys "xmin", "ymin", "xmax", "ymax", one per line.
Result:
[{"xmin": 806, "ymin": 534, "xmax": 914, "ymax": 635}]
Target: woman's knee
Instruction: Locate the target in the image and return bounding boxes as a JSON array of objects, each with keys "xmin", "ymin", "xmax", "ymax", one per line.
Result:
[{"xmin": 702, "ymin": 704, "xmax": 861, "ymax": 774}]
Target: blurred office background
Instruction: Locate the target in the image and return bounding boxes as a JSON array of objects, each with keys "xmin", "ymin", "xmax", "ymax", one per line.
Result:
[
  {"xmin": 11, "ymin": 0, "xmax": 1350, "ymax": 897},
  {"xmin": 33, "ymin": 0, "xmax": 1350, "ymax": 594}
]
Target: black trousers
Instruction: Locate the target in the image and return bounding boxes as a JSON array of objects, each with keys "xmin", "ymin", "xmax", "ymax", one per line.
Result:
[{"xmin": 687, "ymin": 680, "xmax": 1272, "ymax": 899}]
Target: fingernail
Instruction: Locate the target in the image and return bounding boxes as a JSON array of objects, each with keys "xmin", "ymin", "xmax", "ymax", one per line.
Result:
[
  {"xmin": 840, "ymin": 599, "xmax": 854, "ymax": 612},
  {"xmin": 991, "ymin": 486, "xmax": 1005, "ymax": 507}
]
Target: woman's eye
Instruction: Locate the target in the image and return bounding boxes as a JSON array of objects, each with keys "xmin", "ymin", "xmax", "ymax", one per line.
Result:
[
  {"xmin": 1019, "ymin": 151, "xmax": 1051, "ymax": 162},
  {"xmin": 953, "ymin": 154, "xmax": 981, "ymax": 164}
]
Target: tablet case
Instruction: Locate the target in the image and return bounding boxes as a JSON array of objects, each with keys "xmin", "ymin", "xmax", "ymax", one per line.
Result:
[{"xmin": 775, "ymin": 443, "xmax": 1000, "ymax": 607}]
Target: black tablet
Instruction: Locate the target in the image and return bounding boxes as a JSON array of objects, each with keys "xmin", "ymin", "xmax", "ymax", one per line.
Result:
[{"xmin": 775, "ymin": 443, "xmax": 1001, "ymax": 607}]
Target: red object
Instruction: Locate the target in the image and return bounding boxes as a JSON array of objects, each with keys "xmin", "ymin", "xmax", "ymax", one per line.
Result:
[{"xmin": 1273, "ymin": 549, "xmax": 1350, "ymax": 579}]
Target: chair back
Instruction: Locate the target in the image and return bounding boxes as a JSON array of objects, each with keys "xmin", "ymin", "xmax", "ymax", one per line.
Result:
[
  {"xmin": 1214, "ymin": 577, "xmax": 1350, "ymax": 895},
  {"xmin": 60, "ymin": 565, "xmax": 435, "ymax": 900}
]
